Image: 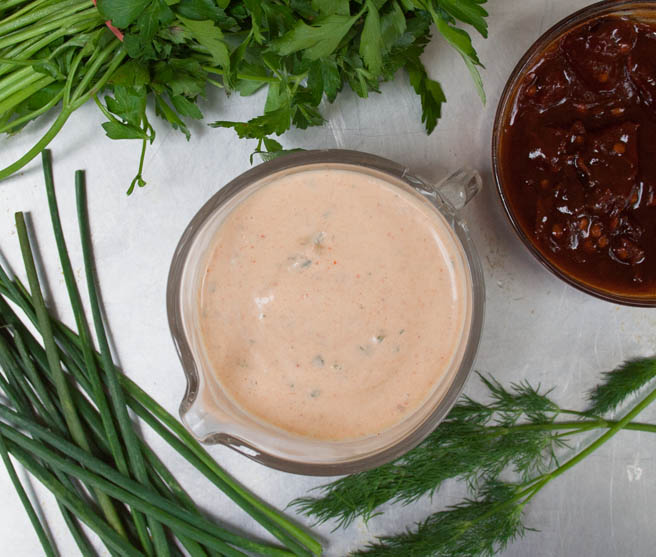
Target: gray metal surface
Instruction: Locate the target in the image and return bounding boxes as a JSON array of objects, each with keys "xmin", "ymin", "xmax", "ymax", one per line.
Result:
[{"xmin": 1, "ymin": 1, "xmax": 654, "ymax": 555}]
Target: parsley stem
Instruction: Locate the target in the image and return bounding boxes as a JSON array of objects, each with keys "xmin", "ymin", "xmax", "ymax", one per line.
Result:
[
  {"xmin": 0, "ymin": 0, "xmax": 87, "ymax": 35},
  {"xmin": 202, "ymin": 65, "xmax": 278, "ymax": 84},
  {"xmin": 64, "ymin": 41, "xmax": 89, "ymax": 106},
  {"xmin": 0, "ymin": 108, "xmax": 71, "ymax": 179},
  {"xmin": 129, "ymin": 125, "xmax": 148, "ymax": 194},
  {"xmin": 70, "ymin": 40, "xmax": 118, "ymax": 101},
  {"xmin": 0, "ymin": 57, "xmax": 40, "ymax": 65},
  {"xmin": 0, "ymin": 74, "xmax": 54, "ymax": 114},
  {"xmin": 0, "ymin": 9, "xmax": 99, "ymax": 49},
  {"xmin": 0, "ymin": 0, "xmax": 41, "ymax": 15},
  {"xmin": 93, "ymin": 93, "xmax": 118, "ymax": 123},
  {"xmin": 0, "ymin": 71, "xmax": 44, "ymax": 104},
  {"xmin": 71, "ymin": 46, "xmax": 126, "ymax": 108},
  {"xmin": 0, "ymin": 15, "xmax": 99, "ymax": 76},
  {"xmin": 206, "ymin": 77, "xmax": 224, "ymax": 89},
  {"xmin": 0, "ymin": 47, "xmax": 126, "ymax": 180},
  {"xmin": 0, "ymin": 65, "xmax": 35, "ymax": 96}
]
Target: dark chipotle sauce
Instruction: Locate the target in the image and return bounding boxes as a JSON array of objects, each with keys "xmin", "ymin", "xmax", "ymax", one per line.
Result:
[{"xmin": 499, "ymin": 15, "xmax": 656, "ymax": 299}]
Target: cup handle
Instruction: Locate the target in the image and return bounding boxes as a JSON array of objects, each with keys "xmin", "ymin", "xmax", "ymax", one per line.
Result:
[{"xmin": 433, "ymin": 168, "xmax": 482, "ymax": 211}]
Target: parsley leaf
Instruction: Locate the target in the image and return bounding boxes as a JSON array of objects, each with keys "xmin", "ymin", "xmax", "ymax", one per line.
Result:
[
  {"xmin": 176, "ymin": 0, "xmax": 235, "ymax": 25},
  {"xmin": 178, "ymin": 16, "xmax": 230, "ymax": 71},
  {"xmin": 432, "ymin": 7, "xmax": 486, "ymax": 102},
  {"xmin": 252, "ymin": 136, "xmax": 305, "ymax": 163},
  {"xmin": 152, "ymin": 59, "xmax": 206, "ymax": 97},
  {"xmin": 211, "ymin": 106, "xmax": 292, "ymax": 139},
  {"xmin": 360, "ymin": 1, "xmax": 384, "ymax": 74},
  {"xmin": 438, "ymin": 0, "xmax": 489, "ymax": 38},
  {"xmin": 270, "ymin": 13, "xmax": 360, "ymax": 59},
  {"xmin": 97, "ymin": 0, "xmax": 151, "ymax": 28},
  {"xmin": 108, "ymin": 61, "xmax": 151, "ymax": 87},
  {"xmin": 102, "ymin": 121, "xmax": 148, "ymax": 140},
  {"xmin": 106, "ymin": 86, "xmax": 147, "ymax": 128},
  {"xmin": 407, "ymin": 59, "xmax": 446, "ymax": 134},
  {"xmin": 170, "ymin": 95, "xmax": 203, "ymax": 119},
  {"xmin": 313, "ymin": 0, "xmax": 350, "ymax": 16},
  {"xmin": 155, "ymin": 95, "xmax": 191, "ymax": 140}
]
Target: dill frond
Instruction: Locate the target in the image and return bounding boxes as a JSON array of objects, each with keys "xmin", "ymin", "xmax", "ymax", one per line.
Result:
[
  {"xmin": 295, "ymin": 360, "xmax": 656, "ymax": 554},
  {"xmin": 588, "ymin": 358, "xmax": 656, "ymax": 416},
  {"xmin": 477, "ymin": 374, "xmax": 560, "ymax": 424},
  {"xmin": 352, "ymin": 481, "xmax": 528, "ymax": 557},
  {"xmin": 292, "ymin": 379, "xmax": 564, "ymax": 526},
  {"xmin": 444, "ymin": 395, "xmax": 493, "ymax": 424}
]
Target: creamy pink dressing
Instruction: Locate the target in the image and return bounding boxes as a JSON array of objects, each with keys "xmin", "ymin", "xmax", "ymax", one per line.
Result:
[{"xmin": 198, "ymin": 167, "xmax": 470, "ymax": 441}]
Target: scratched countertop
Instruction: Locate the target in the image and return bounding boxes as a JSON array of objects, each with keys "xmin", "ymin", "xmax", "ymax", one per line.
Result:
[{"xmin": 1, "ymin": 1, "xmax": 655, "ymax": 555}]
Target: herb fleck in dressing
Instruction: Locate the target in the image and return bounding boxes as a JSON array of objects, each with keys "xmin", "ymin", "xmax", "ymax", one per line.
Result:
[{"xmin": 198, "ymin": 168, "xmax": 470, "ymax": 441}]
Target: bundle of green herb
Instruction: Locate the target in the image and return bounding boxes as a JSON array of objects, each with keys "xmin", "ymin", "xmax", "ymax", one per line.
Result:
[
  {"xmin": 0, "ymin": 150, "xmax": 321, "ymax": 556},
  {"xmin": 294, "ymin": 366, "xmax": 656, "ymax": 555},
  {"xmin": 0, "ymin": 0, "xmax": 488, "ymax": 192}
]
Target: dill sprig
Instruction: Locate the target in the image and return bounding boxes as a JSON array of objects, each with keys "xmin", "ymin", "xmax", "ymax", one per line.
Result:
[
  {"xmin": 588, "ymin": 358, "xmax": 656, "ymax": 416},
  {"xmin": 353, "ymin": 481, "xmax": 528, "ymax": 557},
  {"xmin": 294, "ymin": 360, "xmax": 656, "ymax": 555},
  {"xmin": 292, "ymin": 375, "xmax": 567, "ymax": 527}
]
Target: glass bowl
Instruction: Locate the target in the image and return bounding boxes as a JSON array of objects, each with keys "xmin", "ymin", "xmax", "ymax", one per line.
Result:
[
  {"xmin": 492, "ymin": 0, "xmax": 656, "ymax": 306},
  {"xmin": 167, "ymin": 150, "xmax": 485, "ymax": 475}
]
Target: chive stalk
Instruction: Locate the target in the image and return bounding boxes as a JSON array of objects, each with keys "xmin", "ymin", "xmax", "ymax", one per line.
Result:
[
  {"xmin": 14, "ymin": 211, "xmax": 128, "ymax": 539},
  {"xmin": 76, "ymin": 167, "xmax": 170, "ymax": 555},
  {"xmin": 0, "ymin": 433, "xmax": 57, "ymax": 557},
  {"xmin": 0, "ymin": 152, "xmax": 322, "ymax": 556},
  {"xmin": 41, "ymin": 150, "xmax": 158, "ymax": 555}
]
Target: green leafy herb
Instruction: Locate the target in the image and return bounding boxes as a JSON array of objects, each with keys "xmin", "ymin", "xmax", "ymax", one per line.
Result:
[
  {"xmin": 407, "ymin": 59, "xmax": 446, "ymax": 134},
  {"xmin": 97, "ymin": 0, "xmax": 151, "ymax": 29},
  {"xmin": 178, "ymin": 16, "xmax": 230, "ymax": 70},
  {"xmin": 0, "ymin": 0, "xmax": 489, "ymax": 192},
  {"xmin": 588, "ymin": 358, "xmax": 656, "ymax": 416},
  {"xmin": 0, "ymin": 150, "xmax": 322, "ymax": 557},
  {"xmin": 269, "ymin": 13, "xmax": 361, "ymax": 59},
  {"xmin": 353, "ymin": 481, "xmax": 527, "ymax": 557},
  {"xmin": 360, "ymin": 1, "xmax": 384, "ymax": 74},
  {"xmin": 294, "ymin": 362, "xmax": 656, "ymax": 555}
]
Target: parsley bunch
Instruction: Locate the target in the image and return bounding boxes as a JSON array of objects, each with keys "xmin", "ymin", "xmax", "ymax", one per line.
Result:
[{"xmin": 0, "ymin": 0, "xmax": 488, "ymax": 192}]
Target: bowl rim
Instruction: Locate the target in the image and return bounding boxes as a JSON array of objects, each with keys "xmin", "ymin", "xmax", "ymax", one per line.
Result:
[
  {"xmin": 492, "ymin": 0, "xmax": 656, "ymax": 307},
  {"xmin": 166, "ymin": 149, "xmax": 486, "ymax": 475}
]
